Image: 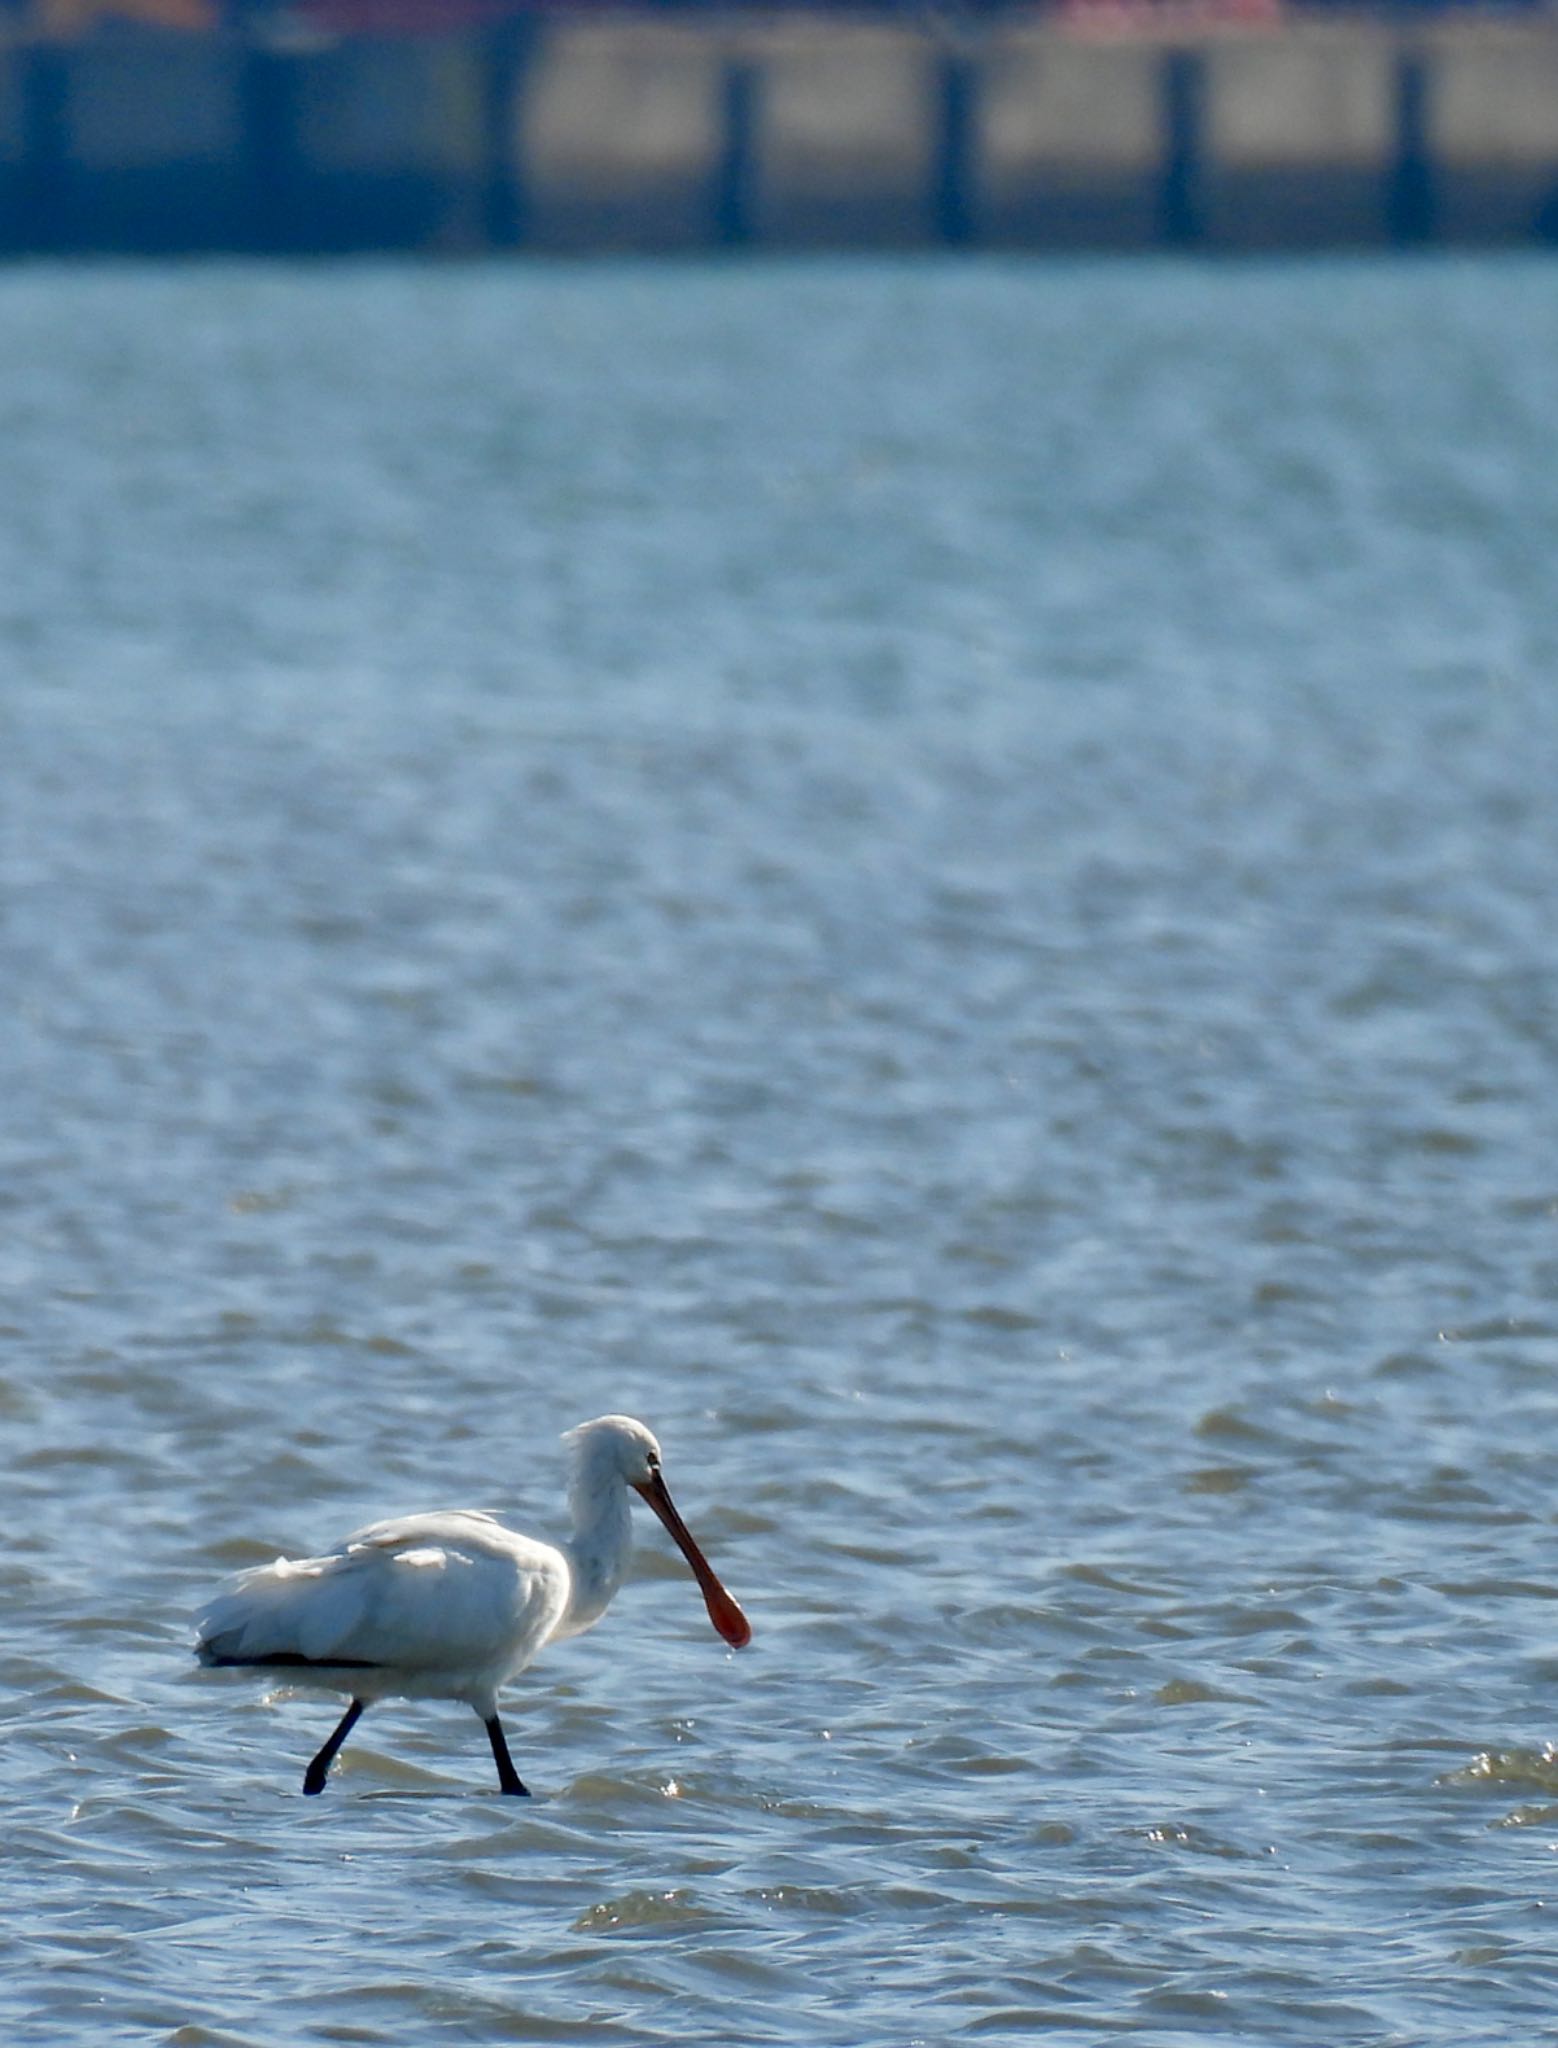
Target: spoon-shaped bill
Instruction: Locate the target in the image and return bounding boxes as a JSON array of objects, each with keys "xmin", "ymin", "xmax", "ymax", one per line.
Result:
[{"xmin": 634, "ymin": 1472, "xmax": 752, "ymax": 1648}]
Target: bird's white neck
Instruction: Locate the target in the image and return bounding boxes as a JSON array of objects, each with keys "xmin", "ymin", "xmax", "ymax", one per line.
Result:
[{"xmin": 559, "ymin": 1461, "xmax": 634, "ymax": 1637}]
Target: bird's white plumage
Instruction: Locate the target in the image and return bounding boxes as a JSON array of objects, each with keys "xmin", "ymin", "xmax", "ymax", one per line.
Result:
[
  {"xmin": 196, "ymin": 1509, "xmax": 572, "ymax": 1710},
  {"xmin": 195, "ymin": 1415, "xmax": 750, "ymax": 1794}
]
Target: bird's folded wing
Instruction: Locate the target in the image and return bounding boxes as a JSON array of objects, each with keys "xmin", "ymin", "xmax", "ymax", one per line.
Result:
[{"xmin": 198, "ymin": 1522, "xmax": 569, "ymax": 1672}]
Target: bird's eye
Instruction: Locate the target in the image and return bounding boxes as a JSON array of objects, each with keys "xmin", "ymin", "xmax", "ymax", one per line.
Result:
[{"xmin": 646, "ymin": 1452, "xmax": 661, "ymax": 1473}]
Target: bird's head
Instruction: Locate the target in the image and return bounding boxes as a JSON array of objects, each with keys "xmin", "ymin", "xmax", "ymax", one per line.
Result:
[
  {"xmin": 562, "ymin": 1413, "xmax": 664, "ymax": 1490},
  {"xmin": 562, "ymin": 1414, "xmax": 751, "ymax": 1649}
]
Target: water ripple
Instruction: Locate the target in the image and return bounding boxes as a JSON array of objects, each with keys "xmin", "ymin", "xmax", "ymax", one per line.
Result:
[{"xmin": 6, "ymin": 253, "xmax": 1558, "ymax": 2048}]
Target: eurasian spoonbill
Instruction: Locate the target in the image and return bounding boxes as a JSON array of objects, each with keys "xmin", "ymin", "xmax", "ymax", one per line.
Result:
[{"xmin": 195, "ymin": 1414, "xmax": 751, "ymax": 1796}]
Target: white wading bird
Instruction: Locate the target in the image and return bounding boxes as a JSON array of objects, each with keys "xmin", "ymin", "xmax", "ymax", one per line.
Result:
[{"xmin": 195, "ymin": 1415, "xmax": 751, "ymax": 1797}]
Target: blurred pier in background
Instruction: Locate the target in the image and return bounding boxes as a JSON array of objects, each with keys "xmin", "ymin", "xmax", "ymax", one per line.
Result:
[{"xmin": 2, "ymin": 5, "xmax": 1557, "ymax": 253}]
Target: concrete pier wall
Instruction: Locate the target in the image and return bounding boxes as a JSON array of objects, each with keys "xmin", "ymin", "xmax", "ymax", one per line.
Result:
[
  {"xmin": 980, "ymin": 38, "xmax": 1162, "ymax": 248},
  {"xmin": 1203, "ymin": 28, "xmax": 1398, "ymax": 245},
  {"xmin": 61, "ymin": 29, "xmax": 240, "ymax": 247},
  {"xmin": 1432, "ymin": 23, "xmax": 1558, "ymax": 240},
  {"xmin": 519, "ymin": 22, "xmax": 725, "ymax": 248},
  {"xmin": 2, "ymin": 13, "xmax": 1558, "ymax": 255},
  {"xmin": 752, "ymin": 22, "xmax": 936, "ymax": 245},
  {"xmin": 289, "ymin": 37, "xmax": 483, "ymax": 247}
]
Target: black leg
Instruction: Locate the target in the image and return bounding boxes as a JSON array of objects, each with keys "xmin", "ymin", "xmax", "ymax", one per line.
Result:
[
  {"xmin": 484, "ymin": 1713, "xmax": 530, "ymax": 1796},
  {"xmin": 303, "ymin": 1697, "xmax": 365, "ymax": 1796}
]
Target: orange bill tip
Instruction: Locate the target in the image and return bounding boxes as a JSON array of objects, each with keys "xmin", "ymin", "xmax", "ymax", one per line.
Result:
[{"xmin": 705, "ymin": 1583, "xmax": 752, "ymax": 1649}]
